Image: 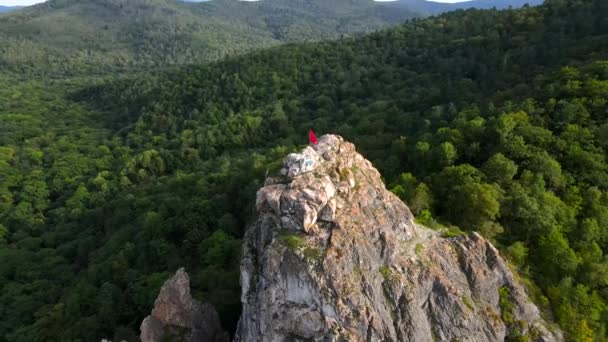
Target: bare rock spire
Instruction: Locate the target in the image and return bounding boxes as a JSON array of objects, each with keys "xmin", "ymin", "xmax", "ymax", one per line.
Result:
[
  {"xmin": 235, "ymin": 134, "xmax": 562, "ymax": 342},
  {"xmin": 140, "ymin": 268, "xmax": 229, "ymax": 342}
]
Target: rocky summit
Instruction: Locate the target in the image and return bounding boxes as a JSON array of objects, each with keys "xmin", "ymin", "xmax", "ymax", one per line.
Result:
[
  {"xmin": 234, "ymin": 134, "xmax": 562, "ymax": 342},
  {"xmin": 140, "ymin": 268, "xmax": 229, "ymax": 342}
]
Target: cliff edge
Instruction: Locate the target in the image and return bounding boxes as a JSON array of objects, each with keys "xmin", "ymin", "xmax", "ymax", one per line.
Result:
[{"xmin": 235, "ymin": 134, "xmax": 561, "ymax": 342}]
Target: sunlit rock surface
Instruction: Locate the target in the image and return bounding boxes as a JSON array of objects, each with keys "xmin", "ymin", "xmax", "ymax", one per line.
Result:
[{"xmin": 235, "ymin": 134, "xmax": 562, "ymax": 342}]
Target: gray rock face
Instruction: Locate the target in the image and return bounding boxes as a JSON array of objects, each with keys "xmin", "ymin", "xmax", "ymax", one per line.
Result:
[
  {"xmin": 281, "ymin": 146, "xmax": 321, "ymax": 178},
  {"xmin": 140, "ymin": 268, "xmax": 229, "ymax": 342},
  {"xmin": 236, "ymin": 134, "xmax": 562, "ymax": 342}
]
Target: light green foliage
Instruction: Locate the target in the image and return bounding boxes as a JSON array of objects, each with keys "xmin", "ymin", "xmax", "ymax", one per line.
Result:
[
  {"xmin": 410, "ymin": 184, "xmax": 432, "ymax": 213},
  {"xmin": 499, "ymin": 286, "xmax": 533, "ymax": 341},
  {"xmin": 482, "ymin": 153, "xmax": 518, "ymax": 187},
  {"xmin": 462, "ymin": 296, "xmax": 474, "ymax": 310},
  {"xmin": 435, "ymin": 141, "xmax": 458, "ymax": 168},
  {"xmin": 65, "ymin": 184, "xmax": 90, "ymax": 218},
  {"xmin": 441, "ymin": 226, "xmax": 468, "ymax": 239},
  {"xmin": 390, "ymin": 173, "xmax": 418, "ymax": 199},
  {"xmin": 390, "ymin": 173, "xmax": 432, "ymax": 214},
  {"xmin": 506, "ymin": 241, "xmax": 528, "ymax": 268},
  {"xmin": 547, "ymin": 278, "xmax": 604, "ymax": 342},
  {"xmin": 279, "ymin": 234, "xmax": 322, "ymax": 262},
  {"xmin": 499, "ymin": 286, "xmax": 515, "ymax": 324},
  {"xmin": 415, "ymin": 209, "xmax": 433, "ymax": 225},
  {"xmin": 379, "ymin": 266, "xmax": 394, "ymax": 281},
  {"xmin": 415, "ymin": 243, "xmax": 425, "ymax": 258},
  {"xmin": 280, "ymin": 234, "xmax": 306, "ymax": 252}
]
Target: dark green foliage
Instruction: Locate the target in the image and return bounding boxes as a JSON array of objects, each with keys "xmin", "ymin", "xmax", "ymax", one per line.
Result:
[{"xmin": 1, "ymin": 0, "xmax": 608, "ymax": 341}]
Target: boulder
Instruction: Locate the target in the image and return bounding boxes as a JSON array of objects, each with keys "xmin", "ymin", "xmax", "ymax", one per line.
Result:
[{"xmin": 280, "ymin": 146, "xmax": 321, "ymax": 178}]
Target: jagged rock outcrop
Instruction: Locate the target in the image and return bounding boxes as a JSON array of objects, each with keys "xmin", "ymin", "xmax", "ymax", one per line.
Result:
[
  {"xmin": 235, "ymin": 134, "xmax": 562, "ymax": 342},
  {"xmin": 140, "ymin": 268, "xmax": 229, "ymax": 342}
]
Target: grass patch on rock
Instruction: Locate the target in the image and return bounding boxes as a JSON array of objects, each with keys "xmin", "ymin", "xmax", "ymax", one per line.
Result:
[
  {"xmin": 279, "ymin": 233, "xmax": 306, "ymax": 252},
  {"xmin": 278, "ymin": 233, "xmax": 323, "ymax": 263}
]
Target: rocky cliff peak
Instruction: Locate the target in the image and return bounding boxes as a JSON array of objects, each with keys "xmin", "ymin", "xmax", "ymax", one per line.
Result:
[
  {"xmin": 140, "ymin": 268, "xmax": 229, "ymax": 342},
  {"xmin": 235, "ymin": 134, "xmax": 562, "ymax": 341}
]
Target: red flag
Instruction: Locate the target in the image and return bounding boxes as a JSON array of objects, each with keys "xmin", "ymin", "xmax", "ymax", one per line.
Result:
[{"xmin": 309, "ymin": 129, "xmax": 318, "ymax": 145}]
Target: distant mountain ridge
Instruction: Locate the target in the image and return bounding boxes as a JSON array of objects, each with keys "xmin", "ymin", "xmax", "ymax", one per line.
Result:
[
  {"xmin": 388, "ymin": 0, "xmax": 544, "ymax": 15},
  {"xmin": 0, "ymin": 0, "xmax": 418, "ymax": 74},
  {"xmin": 0, "ymin": 0, "xmax": 544, "ymax": 74},
  {"xmin": 0, "ymin": 6, "xmax": 21, "ymax": 13}
]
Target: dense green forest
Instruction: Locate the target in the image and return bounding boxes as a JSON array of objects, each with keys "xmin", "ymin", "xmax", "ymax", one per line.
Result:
[
  {"xmin": 389, "ymin": 0, "xmax": 544, "ymax": 15},
  {"xmin": 1, "ymin": 0, "xmax": 608, "ymax": 341},
  {"xmin": 0, "ymin": 0, "xmax": 418, "ymax": 75}
]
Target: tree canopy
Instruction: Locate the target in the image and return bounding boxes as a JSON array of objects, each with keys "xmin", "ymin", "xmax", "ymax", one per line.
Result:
[{"xmin": 1, "ymin": 0, "xmax": 607, "ymax": 340}]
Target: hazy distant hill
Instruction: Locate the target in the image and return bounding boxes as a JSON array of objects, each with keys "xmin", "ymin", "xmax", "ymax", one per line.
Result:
[
  {"xmin": 459, "ymin": 0, "xmax": 544, "ymax": 8},
  {"xmin": 388, "ymin": 0, "xmax": 544, "ymax": 15},
  {"xmin": 0, "ymin": 6, "xmax": 21, "ymax": 13},
  {"xmin": 0, "ymin": 0, "xmax": 418, "ymax": 74}
]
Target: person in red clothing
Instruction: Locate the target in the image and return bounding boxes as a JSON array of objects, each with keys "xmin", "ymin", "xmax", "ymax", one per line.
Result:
[{"xmin": 309, "ymin": 129, "xmax": 318, "ymax": 145}]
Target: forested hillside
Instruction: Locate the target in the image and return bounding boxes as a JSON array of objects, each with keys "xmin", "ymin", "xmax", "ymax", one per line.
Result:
[
  {"xmin": 1, "ymin": 0, "xmax": 608, "ymax": 341},
  {"xmin": 387, "ymin": 0, "xmax": 544, "ymax": 15},
  {"xmin": 0, "ymin": 0, "xmax": 417, "ymax": 75}
]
